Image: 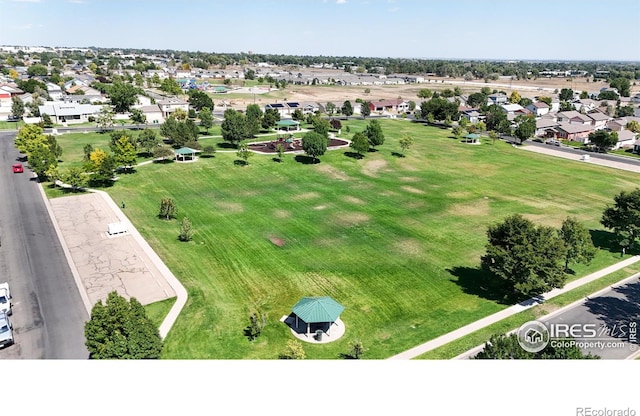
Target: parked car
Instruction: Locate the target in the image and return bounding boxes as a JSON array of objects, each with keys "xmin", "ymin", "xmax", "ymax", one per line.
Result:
[
  {"xmin": 0, "ymin": 312, "xmax": 13, "ymax": 349},
  {"xmin": 12, "ymin": 163, "xmax": 23, "ymax": 173},
  {"xmin": 0, "ymin": 282, "xmax": 11, "ymax": 315}
]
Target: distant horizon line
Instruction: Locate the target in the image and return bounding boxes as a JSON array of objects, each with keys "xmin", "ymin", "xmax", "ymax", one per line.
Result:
[{"xmin": 1, "ymin": 44, "xmax": 639, "ymax": 64}]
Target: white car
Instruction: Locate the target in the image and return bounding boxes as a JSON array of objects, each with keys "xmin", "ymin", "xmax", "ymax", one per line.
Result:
[
  {"xmin": 0, "ymin": 283, "xmax": 12, "ymax": 315},
  {"xmin": 0, "ymin": 312, "xmax": 14, "ymax": 349}
]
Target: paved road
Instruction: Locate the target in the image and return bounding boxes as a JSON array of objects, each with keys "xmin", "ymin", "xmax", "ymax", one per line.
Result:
[
  {"xmin": 0, "ymin": 131, "xmax": 88, "ymax": 359},
  {"xmin": 525, "ymin": 140, "xmax": 640, "ymax": 169},
  {"xmin": 544, "ymin": 276, "xmax": 640, "ymax": 359}
]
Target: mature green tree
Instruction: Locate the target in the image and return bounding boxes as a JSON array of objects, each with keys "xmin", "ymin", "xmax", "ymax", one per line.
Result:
[
  {"xmin": 160, "ymin": 77, "xmax": 182, "ymax": 95},
  {"xmin": 330, "ymin": 118, "xmax": 342, "ymax": 131},
  {"xmin": 484, "ymin": 105, "xmax": 509, "ymax": 134},
  {"xmin": 28, "ymin": 145, "xmax": 58, "ymax": 181},
  {"xmin": 113, "ymin": 136, "xmax": 137, "ymax": 170},
  {"xmin": 616, "ymin": 105, "xmax": 635, "ymax": 118},
  {"xmin": 599, "ymin": 90, "xmax": 619, "ymax": 100},
  {"xmin": 474, "ymin": 333, "xmax": 599, "ymax": 359},
  {"xmin": 325, "ymin": 102, "xmax": 336, "ymax": 115},
  {"xmin": 601, "ymin": 189, "xmax": 640, "ymax": 251},
  {"xmin": 609, "ymin": 77, "xmax": 631, "ymax": 97},
  {"xmin": 17, "ymin": 78, "xmax": 47, "ymax": 94},
  {"xmin": 84, "ymin": 291, "xmax": 163, "ymax": 359},
  {"xmin": 626, "ymin": 120, "xmax": 640, "ymax": 133},
  {"xmin": 86, "ymin": 149, "xmax": 116, "ymax": 186},
  {"xmin": 198, "ymin": 107, "xmax": 214, "ymax": 133},
  {"xmin": 559, "ymin": 88, "xmax": 574, "ymax": 101},
  {"xmin": 417, "ymin": 88, "xmax": 433, "ymax": 100},
  {"xmin": 187, "ymin": 90, "xmax": 214, "ymax": 111},
  {"xmin": 364, "ymin": 119, "xmax": 385, "ymax": 149},
  {"xmin": 312, "ymin": 117, "xmax": 331, "ymax": 139},
  {"xmin": 341, "ymin": 100, "xmax": 354, "ymax": 117},
  {"xmin": 291, "ymin": 108, "xmax": 304, "ymax": 121},
  {"xmin": 46, "ymin": 134, "xmax": 63, "ymax": 160},
  {"xmin": 302, "ymin": 131, "xmax": 328, "ymax": 162},
  {"xmin": 153, "ymin": 145, "xmax": 175, "ymax": 161},
  {"xmin": 136, "ymin": 129, "xmax": 160, "ymax": 156},
  {"xmin": 419, "ymin": 97, "xmax": 459, "ymax": 122},
  {"xmin": 96, "ymin": 106, "xmax": 115, "ymax": 130},
  {"xmin": 160, "ymin": 116, "xmax": 199, "ymax": 147},
  {"xmin": 262, "ymin": 108, "xmax": 280, "ymax": 130},
  {"xmin": 11, "ymin": 97, "xmax": 25, "ymax": 119},
  {"xmin": 62, "ymin": 167, "xmax": 87, "ymax": 191},
  {"xmin": 451, "ymin": 126, "xmax": 465, "ymax": 139},
  {"xmin": 245, "ymin": 104, "xmax": 263, "ymax": 137},
  {"xmin": 27, "ymin": 64, "xmax": 48, "ymax": 77},
  {"xmin": 108, "ymin": 81, "xmax": 140, "ymax": 113},
  {"xmin": 509, "ymin": 91, "xmax": 521, "ymax": 104},
  {"xmin": 15, "ymin": 124, "xmax": 46, "ymax": 155},
  {"xmin": 560, "ymin": 217, "xmax": 597, "ymax": 271},
  {"xmin": 481, "ymin": 214, "xmax": 567, "ymax": 297},
  {"xmin": 41, "ymin": 113, "xmax": 54, "ymax": 128},
  {"xmin": 129, "ymin": 108, "xmax": 146, "ymax": 127},
  {"xmin": 513, "ymin": 115, "xmax": 536, "ymax": 143},
  {"xmin": 588, "ymin": 130, "xmax": 618, "ymax": 153},
  {"xmin": 399, "ymin": 134, "xmax": 414, "ymax": 156},
  {"xmin": 236, "ymin": 141, "xmax": 253, "ymax": 165},
  {"xmin": 519, "ymin": 97, "xmax": 533, "ymax": 108},
  {"xmin": 360, "ymin": 101, "xmax": 371, "ymax": 118},
  {"xmin": 221, "ymin": 109, "xmax": 247, "ymax": 147},
  {"xmin": 349, "ymin": 132, "xmax": 369, "ymax": 157},
  {"xmin": 467, "ymin": 92, "xmax": 487, "ymax": 108},
  {"xmin": 537, "ymin": 96, "xmax": 552, "ymax": 107}
]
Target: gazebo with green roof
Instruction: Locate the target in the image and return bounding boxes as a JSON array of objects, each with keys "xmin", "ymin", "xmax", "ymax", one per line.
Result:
[
  {"xmin": 276, "ymin": 119, "xmax": 300, "ymax": 132},
  {"xmin": 174, "ymin": 146, "xmax": 200, "ymax": 161},
  {"xmin": 291, "ymin": 296, "xmax": 344, "ymax": 338}
]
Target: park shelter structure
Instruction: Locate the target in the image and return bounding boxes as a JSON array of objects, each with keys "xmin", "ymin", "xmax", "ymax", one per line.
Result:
[
  {"xmin": 291, "ymin": 296, "xmax": 344, "ymax": 338},
  {"xmin": 174, "ymin": 147, "xmax": 200, "ymax": 161},
  {"xmin": 464, "ymin": 133, "xmax": 481, "ymax": 144},
  {"xmin": 276, "ymin": 119, "xmax": 300, "ymax": 132}
]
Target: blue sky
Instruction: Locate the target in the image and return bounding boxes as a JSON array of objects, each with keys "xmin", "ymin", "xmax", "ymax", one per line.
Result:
[{"xmin": 1, "ymin": 0, "xmax": 639, "ymax": 61}]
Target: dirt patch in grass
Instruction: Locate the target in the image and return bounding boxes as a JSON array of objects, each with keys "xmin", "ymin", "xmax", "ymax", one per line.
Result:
[
  {"xmin": 215, "ymin": 201, "xmax": 244, "ymax": 213},
  {"xmin": 447, "ymin": 191, "xmax": 474, "ymax": 199},
  {"xmin": 362, "ymin": 159, "xmax": 388, "ymax": 177},
  {"xmin": 522, "ymin": 213, "xmax": 564, "ymax": 228},
  {"xmin": 292, "ymin": 192, "xmax": 320, "ymax": 200},
  {"xmin": 393, "ymin": 238, "xmax": 423, "ymax": 257},
  {"xmin": 316, "ymin": 164, "xmax": 350, "ymax": 181},
  {"xmin": 335, "ymin": 212, "xmax": 370, "ymax": 227},
  {"xmin": 313, "ymin": 204, "xmax": 329, "ymax": 210},
  {"xmin": 401, "ymin": 185, "xmax": 425, "ymax": 195},
  {"xmin": 399, "ymin": 176, "xmax": 421, "ymax": 182},
  {"xmin": 273, "ymin": 209, "xmax": 290, "ymax": 219},
  {"xmin": 534, "ymin": 303, "xmax": 560, "ymax": 318},
  {"xmin": 449, "ymin": 198, "xmax": 490, "ymax": 216},
  {"xmin": 268, "ymin": 236, "xmax": 286, "ymax": 247},
  {"xmin": 343, "ymin": 195, "xmax": 365, "ymax": 204}
]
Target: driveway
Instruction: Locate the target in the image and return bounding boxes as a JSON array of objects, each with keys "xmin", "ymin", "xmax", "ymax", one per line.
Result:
[{"xmin": 49, "ymin": 192, "xmax": 176, "ymax": 308}]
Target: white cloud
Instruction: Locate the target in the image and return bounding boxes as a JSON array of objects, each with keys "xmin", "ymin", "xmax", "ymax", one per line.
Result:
[
  {"xmin": 9, "ymin": 0, "xmax": 41, "ymax": 3},
  {"xmin": 67, "ymin": 0, "xmax": 86, "ymax": 3},
  {"xmin": 336, "ymin": 0, "xmax": 347, "ymax": 4}
]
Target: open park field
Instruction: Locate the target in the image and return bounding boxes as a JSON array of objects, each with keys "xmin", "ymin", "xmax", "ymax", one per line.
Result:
[{"xmin": 51, "ymin": 120, "xmax": 640, "ymax": 359}]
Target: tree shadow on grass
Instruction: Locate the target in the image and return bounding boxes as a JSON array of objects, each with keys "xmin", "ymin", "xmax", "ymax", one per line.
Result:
[
  {"xmin": 448, "ymin": 266, "xmax": 523, "ymax": 305},
  {"xmin": 589, "ymin": 229, "xmax": 631, "ymax": 254},
  {"xmin": 294, "ymin": 155, "xmax": 318, "ymax": 164},
  {"xmin": 272, "ymin": 157, "xmax": 283, "ymax": 163},
  {"xmin": 343, "ymin": 151, "xmax": 363, "ymax": 160},
  {"xmin": 233, "ymin": 160, "xmax": 249, "ymax": 166},
  {"xmin": 391, "ymin": 151, "xmax": 405, "ymax": 158},
  {"xmin": 200, "ymin": 154, "xmax": 215, "ymax": 159},
  {"xmin": 153, "ymin": 159, "xmax": 175, "ymax": 164},
  {"xmin": 217, "ymin": 142, "xmax": 236, "ymax": 149},
  {"xmin": 338, "ymin": 353, "xmax": 357, "ymax": 359}
]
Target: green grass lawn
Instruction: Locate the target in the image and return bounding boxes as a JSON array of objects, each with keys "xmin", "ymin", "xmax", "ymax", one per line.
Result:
[{"xmin": 58, "ymin": 119, "xmax": 640, "ymax": 359}]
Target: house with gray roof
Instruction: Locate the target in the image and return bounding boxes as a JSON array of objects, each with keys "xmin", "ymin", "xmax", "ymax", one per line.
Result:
[{"xmin": 38, "ymin": 101, "xmax": 103, "ymax": 124}]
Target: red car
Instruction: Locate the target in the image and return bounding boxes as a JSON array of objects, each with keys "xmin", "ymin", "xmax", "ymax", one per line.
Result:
[{"xmin": 12, "ymin": 163, "xmax": 23, "ymax": 173}]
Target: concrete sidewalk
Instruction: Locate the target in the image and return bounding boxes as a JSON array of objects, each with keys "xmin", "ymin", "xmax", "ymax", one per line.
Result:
[{"xmin": 387, "ymin": 255, "xmax": 640, "ymax": 360}]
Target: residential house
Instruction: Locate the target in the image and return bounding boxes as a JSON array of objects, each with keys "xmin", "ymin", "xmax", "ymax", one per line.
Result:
[
  {"xmin": 586, "ymin": 111, "xmax": 611, "ymax": 131},
  {"xmin": 0, "ymin": 88, "xmax": 11, "ymax": 120},
  {"xmin": 299, "ymin": 102, "xmax": 321, "ymax": 115},
  {"xmin": 38, "ymin": 101, "xmax": 103, "ymax": 124},
  {"xmin": 556, "ymin": 111, "xmax": 592, "ymax": 125},
  {"xmin": 555, "ymin": 122, "xmax": 594, "ymax": 143},
  {"xmin": 46, "ymin": 82, "xmax": 63, "ymax": 101},
  {"xmin": 535, "ymin": 118, "xmax": 559, "ymax": 138},
  {"xmin": 63, "ymin": 85, "xmax": 104, "ymax": 104},
  {"xmin": 461, "ymin": 109, "xmax": 482, "ymax": 124},
  {"xmin": 265, "ymin": 103, "xmax": 289, "ymax": 118},
  {"xmin": 157, "ymin": 98, "xmax": 189, "ymax": 118},
  {"xmin": 487, "ymin": 93, "xmax": 508, "ymax": 106},
  {"xmin": 526, "ymin": 101, "xmax": 550, "ymax": 117},
  {"xmin": 136, "ymin": 104, "xmax": 164, "ymax": 124},
  {"xmin": 573, "ymin": 98, "xmax": 598, "ymax": 113},
  {"xmin": 368, "ymin": 99, "xmax": 410, "ymax": 113},
  {"xmin": 613, "ymin": 129, "xmax": 637, "ymax": 150}
]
